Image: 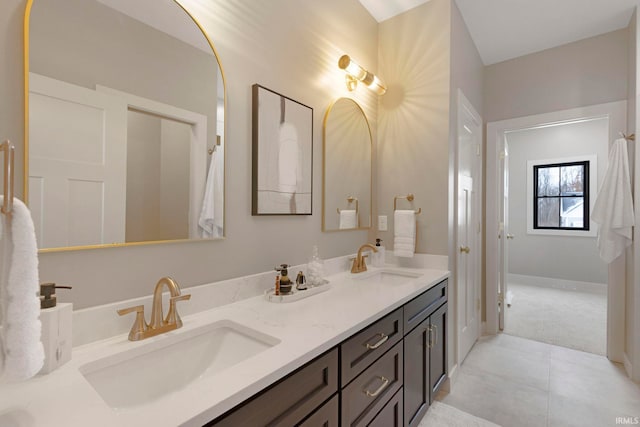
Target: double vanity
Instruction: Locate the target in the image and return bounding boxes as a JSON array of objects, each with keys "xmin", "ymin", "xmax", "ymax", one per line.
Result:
[{"xmin": 0, "ymin": 254, "xmax": 449, "ymax": 427}]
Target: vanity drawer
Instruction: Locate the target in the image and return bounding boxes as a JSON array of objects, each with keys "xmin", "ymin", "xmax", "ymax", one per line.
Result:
[
  {"xmin": 209, "ymin": 348, "xmax": 338, "ymax": 426},
  {"xmin": 340, "ymin": 308, "xmax": 403, "ymax": 385},
  {"xmin": 341, "ymin": 341, "xmax": 403, "ymax": 427},
  {"xmin": 403, "ymin": 279, "xmax": 447, "ymax": 334}
]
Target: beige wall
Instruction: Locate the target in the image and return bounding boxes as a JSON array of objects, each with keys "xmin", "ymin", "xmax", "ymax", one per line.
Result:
[
  {"xmin": 377, "ymin": 0, "xmax": 452, "ymax": 255},
  {"xmin": 1, "ymin": 0, "xmax": 379, "ymax": 309},
  {"xmin": 29, "ymin": 0, "xmax": 219, "ymax": 153},
  {"xmin": 484, "ymin": 29, "xmax": 629, "ymax": 123},
  {"xmin": 448, "ymin": 0, "xmax": 485, "ymax": 368},
  {"xmin": 126, "ymin": 111, "xmax": 162, "ymax": 242}
]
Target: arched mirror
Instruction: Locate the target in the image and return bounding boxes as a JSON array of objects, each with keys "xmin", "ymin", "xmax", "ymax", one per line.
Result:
[
  {"xmin": 322, "ymin": 98, "xmax": 372, "ymax": 231},
  {"xmin": 25, "ymin": 0, "xmax": 225, "ymax": 251}
]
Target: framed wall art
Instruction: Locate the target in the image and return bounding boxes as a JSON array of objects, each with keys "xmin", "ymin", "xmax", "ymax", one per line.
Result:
[{"xmin": 252, "ymin": 84, "xmax": 313, "ymax": 215}]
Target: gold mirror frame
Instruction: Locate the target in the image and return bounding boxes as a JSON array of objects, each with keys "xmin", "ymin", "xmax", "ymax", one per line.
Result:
[
  {"xmin": 322, "ymin": 97, "xmax": 373, "ymax": 232},
  {"xmin": 23, "ymin": 0, "xmax": 227, "ymax": 252}
]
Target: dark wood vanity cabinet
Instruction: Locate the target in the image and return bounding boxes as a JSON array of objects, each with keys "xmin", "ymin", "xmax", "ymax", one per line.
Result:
[
  {"xmin": 206, "ymin": 348, "xmax": 338, "ymax": 427},
  {"xmin": 208, "ymin": 278, "xmax": 448, "ymax": 427},
  {"xmin": 403, "ymin": 279, "xmax": 448, "ymax": 427}
]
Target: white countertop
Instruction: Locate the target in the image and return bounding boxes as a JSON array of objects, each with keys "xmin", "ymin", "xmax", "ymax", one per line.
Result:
[{"xmin": 0, "ymin": 266, "xmax": 448, "ymax": 427}]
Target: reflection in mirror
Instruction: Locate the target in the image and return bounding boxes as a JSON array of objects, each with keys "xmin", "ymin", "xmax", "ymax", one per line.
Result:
[
  {"xmin": 323, "ymin": 98, "xmax": 372, "ymax": 231},
  {"xmin": 26, "ymin": 0, "xmax": 225, "ymax": 251}
]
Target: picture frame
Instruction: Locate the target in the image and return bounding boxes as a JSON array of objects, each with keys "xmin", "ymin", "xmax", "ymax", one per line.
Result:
[{"xmin": 252, "ymin": 84, "xmax": 313, "ymax": 215}]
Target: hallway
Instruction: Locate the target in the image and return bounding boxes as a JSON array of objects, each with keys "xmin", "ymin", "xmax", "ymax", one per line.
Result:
[
  {"xmin": 439, "ymin": 334, "xmax": 640, "ymax": 427},
  {"xmin": 504, "ymin": 282, "xmax": 606, "ymax": 355}
]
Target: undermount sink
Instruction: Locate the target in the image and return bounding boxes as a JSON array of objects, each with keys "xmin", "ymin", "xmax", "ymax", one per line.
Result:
[
  {"xmin": 80, "ymin": 320, "xmax": 280, "ymax": 411},
  {"xmin": 355, "ymin": 268, "xmax": 423, "ymax": 286}
]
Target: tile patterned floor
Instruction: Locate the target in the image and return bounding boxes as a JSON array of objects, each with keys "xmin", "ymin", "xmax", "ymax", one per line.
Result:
[
  {"xmin": 504, "ymin": 283, "xmax": 606, "ymax": 355},
  {"xmin": 439, "ymin": 334, "xmax": 640, "ymax": 427}
]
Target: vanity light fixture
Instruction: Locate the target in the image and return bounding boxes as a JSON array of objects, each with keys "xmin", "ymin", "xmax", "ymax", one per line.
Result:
[{"xmin": 338, "ymin": 55, "xmax": 386, "ymax": 95}]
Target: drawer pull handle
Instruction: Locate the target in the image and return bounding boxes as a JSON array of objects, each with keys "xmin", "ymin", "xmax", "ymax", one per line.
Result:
[
  {"xmin": 364, "ymin": 376, "xmax": 390, "ymax": 397},
  {"xmin": 425, "ymin": 325, "xmax": 433, "ymax": 348},
  {"xmin": 365, "ymin": 333, "xmax": 389, "ymax": 350},
  {"xmin": 432, "ymin": 324, "xmax": 438, "ymax": 347}
]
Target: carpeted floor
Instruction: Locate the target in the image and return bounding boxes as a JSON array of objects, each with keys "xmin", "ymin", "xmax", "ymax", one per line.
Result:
[
  {"xmin": 419, "ymin": 401, "xmax": 501, "ymax": 427},
  {"xmin": 504, "ymin": 282, "xmax": 606, "ymax": 355}
]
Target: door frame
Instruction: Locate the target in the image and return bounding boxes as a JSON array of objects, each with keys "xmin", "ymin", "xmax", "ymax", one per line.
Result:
[
  {"xmin": 486, "ymin": 100, "xmax": 626, "ymax": 362},
  {"xmin": 456, "ymin": 90, "xmax": 482, "ymax": 364},
  {"xmin": 96, "ymin": 86, "xmax": 208, "ymax": 239}
]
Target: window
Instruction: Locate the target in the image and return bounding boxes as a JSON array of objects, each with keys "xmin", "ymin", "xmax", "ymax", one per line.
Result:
[{"xmin": 533, "ymin": 161, "xmax": 589, "ymax": 230}]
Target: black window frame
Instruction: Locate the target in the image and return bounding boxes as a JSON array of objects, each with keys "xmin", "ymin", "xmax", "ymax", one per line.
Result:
[{"xmin": 533, "ymin": 160, "xmax": 590, "ymax": 231}]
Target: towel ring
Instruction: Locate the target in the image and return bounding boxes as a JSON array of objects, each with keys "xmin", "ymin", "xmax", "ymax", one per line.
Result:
[
  {"xmin": 393, "ymin": 193, "xmax": 421, "ymax": 214},
  {"xmin": 0, "ymin": 140, "xmax": 15, "ymax": 214},
  {"xmin": 337, "ymin": 196, "xmax": 359, "ymax": 215}
]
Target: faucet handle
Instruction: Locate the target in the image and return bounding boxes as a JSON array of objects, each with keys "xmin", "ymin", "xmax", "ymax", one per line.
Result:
[
  {"xmin": 166, "ymin": 294, "xmax": 191, "ymax": 328},
  {"xmin": 117, "ymin": 305, "xmax": 147, "ymax": 341}
]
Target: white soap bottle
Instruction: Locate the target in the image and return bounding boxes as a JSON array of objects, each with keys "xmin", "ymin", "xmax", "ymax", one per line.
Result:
[{"xmin": 372, "ymin": 238, "xmax": 385, "ymax": 267}]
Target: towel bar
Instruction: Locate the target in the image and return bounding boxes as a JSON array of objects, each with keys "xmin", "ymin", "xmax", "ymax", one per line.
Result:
[{"xmin": 0, "ymin": 140, "xmax": 15, "ymax": 214}]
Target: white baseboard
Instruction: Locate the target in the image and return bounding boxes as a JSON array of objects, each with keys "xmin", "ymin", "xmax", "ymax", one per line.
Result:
[
  {"xmin": 481, "ymin": 321, "xmax": 490, "ymax": 336},
  {"xmin": 508, "ymin": 273, "xmax": 607, "ymax": 295},
  {"xmin": 624, "ymin": 352, "xmax": 633, "ymax": 379},
  {"xmin": 443, "ymin": 363, "xmax": 459, "ymax": 393}
]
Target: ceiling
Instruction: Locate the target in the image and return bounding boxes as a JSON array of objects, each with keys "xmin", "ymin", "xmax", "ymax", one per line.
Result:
[{"xmin": 359, "ymin": 0, "xmax": 639, "ymax": 65}]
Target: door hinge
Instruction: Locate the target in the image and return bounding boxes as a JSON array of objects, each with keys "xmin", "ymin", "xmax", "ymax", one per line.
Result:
[
  {"xmin": 498, "ymin": 292, "xmax": 504, "ymax": 304},
  {"xmin": 499, "ymin": 151, "xmax": 506, "ymax": 160},
  {"xmin": 476, "ymin": 144, "xmax": 481, "ymax": 156}
]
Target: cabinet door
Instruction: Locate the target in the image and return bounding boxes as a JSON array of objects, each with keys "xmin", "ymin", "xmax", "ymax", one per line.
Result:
[
  {"xmin": 368, "ymin": 388, "xmax": 403, "ymax": 427},
  {"xmin": 429, "ymin": 303, "xmax": 447, "ymax": 403},
  {"xmin": 403, "ymin": 318, "xmax": 429, "ymax": 427}
]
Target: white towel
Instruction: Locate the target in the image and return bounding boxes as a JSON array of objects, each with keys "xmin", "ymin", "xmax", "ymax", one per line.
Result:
[
  {"xmin": 394, "ymin": 210, "xmax": 416, "ymax": 258},
  {"xmin": 0, "ymin": 197, "xmax": 44, "ymax": 382},
  {"xmin": 198, "ymin": 146, "xmax": 224, "ymax": 239},
  {"xmin": 339, "ymin": 210, "xmax": 357, "ymax": 229},
  {"xmin": 592, "ymin": 138, "xmax": 635, "ymax": 263}
]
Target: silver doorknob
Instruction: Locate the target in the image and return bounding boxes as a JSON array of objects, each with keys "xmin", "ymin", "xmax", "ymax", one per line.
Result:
[
  {"xmin": 506, "ymin": 234, "xmax": 514, "ymax": 239},
  {"xmin": 459, "ymin": 246, "xmax": 470, "ymax": 254}
]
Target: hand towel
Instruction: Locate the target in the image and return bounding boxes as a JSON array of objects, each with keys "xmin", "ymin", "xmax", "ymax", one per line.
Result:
[
  {"xmin": 198, "ymin": 146, "xmax": 223, "ymax": 238},
  {"xmin": 0, "ymin": 196, "xmax": 44, "ymax": 382},
  {"xmin": 339, "ymin": 210, "xmax": 357, "ymax": 229},
  {"xmin": 592, "ymin": 138, "xmax": 635, "ymax": 263},
  {"xmin": 394, "ymin": 210, "xmax": 416, "ymax": 258}
]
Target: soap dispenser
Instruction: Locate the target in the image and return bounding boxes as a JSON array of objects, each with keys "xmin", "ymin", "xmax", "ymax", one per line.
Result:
[
  {"xmin": 372, "ymin": 238, "xmax": 385, "ymax": 267},
  {"xmin": 275, "ymin": 264, "xmax": 293, "ymax": 294},
  {"xmin": 39, "ymin": 283, "xmax": 73, "ymax": 374}
]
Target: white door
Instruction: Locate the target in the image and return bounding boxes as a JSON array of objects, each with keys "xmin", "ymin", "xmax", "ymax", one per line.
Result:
[
  {"xmin": 457, "ymin": 90, "xmax": 482, "ymax": 363},
  {"xmin": 29, "ymin": 73, "xmax": 127, "ymax": 249},
  {"xmin": 498, "ymin": 140, "xmax": 510, "ymax": 331}
]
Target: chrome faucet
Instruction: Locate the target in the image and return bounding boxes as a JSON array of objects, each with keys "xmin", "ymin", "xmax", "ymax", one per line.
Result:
[
  {"xmin": 351, "ymin": 244, "xmax": 378, "ymax": 274},
  {"xmin": 117, "ymin": 277, "xmax": 191, "ymax": 341}
]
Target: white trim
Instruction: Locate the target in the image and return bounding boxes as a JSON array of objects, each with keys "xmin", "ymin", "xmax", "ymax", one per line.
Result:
[
  {"xmin": 507, "ymin": 273, "xmax": 607, "ymax": 295},
  {"xmin": 525, "ymin": 154, "xmax": 598, "ymax": 237},
  {"xmin": 486, "ymin": 100, "xmax": 627, "ymax": 350},
  {"xmin": 442, "ymin": 362, "xmax": 459, "ymax": 393},
  {"xmin": 624, "ymin": 352, "xmax": 633, "ymax": 379}
]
